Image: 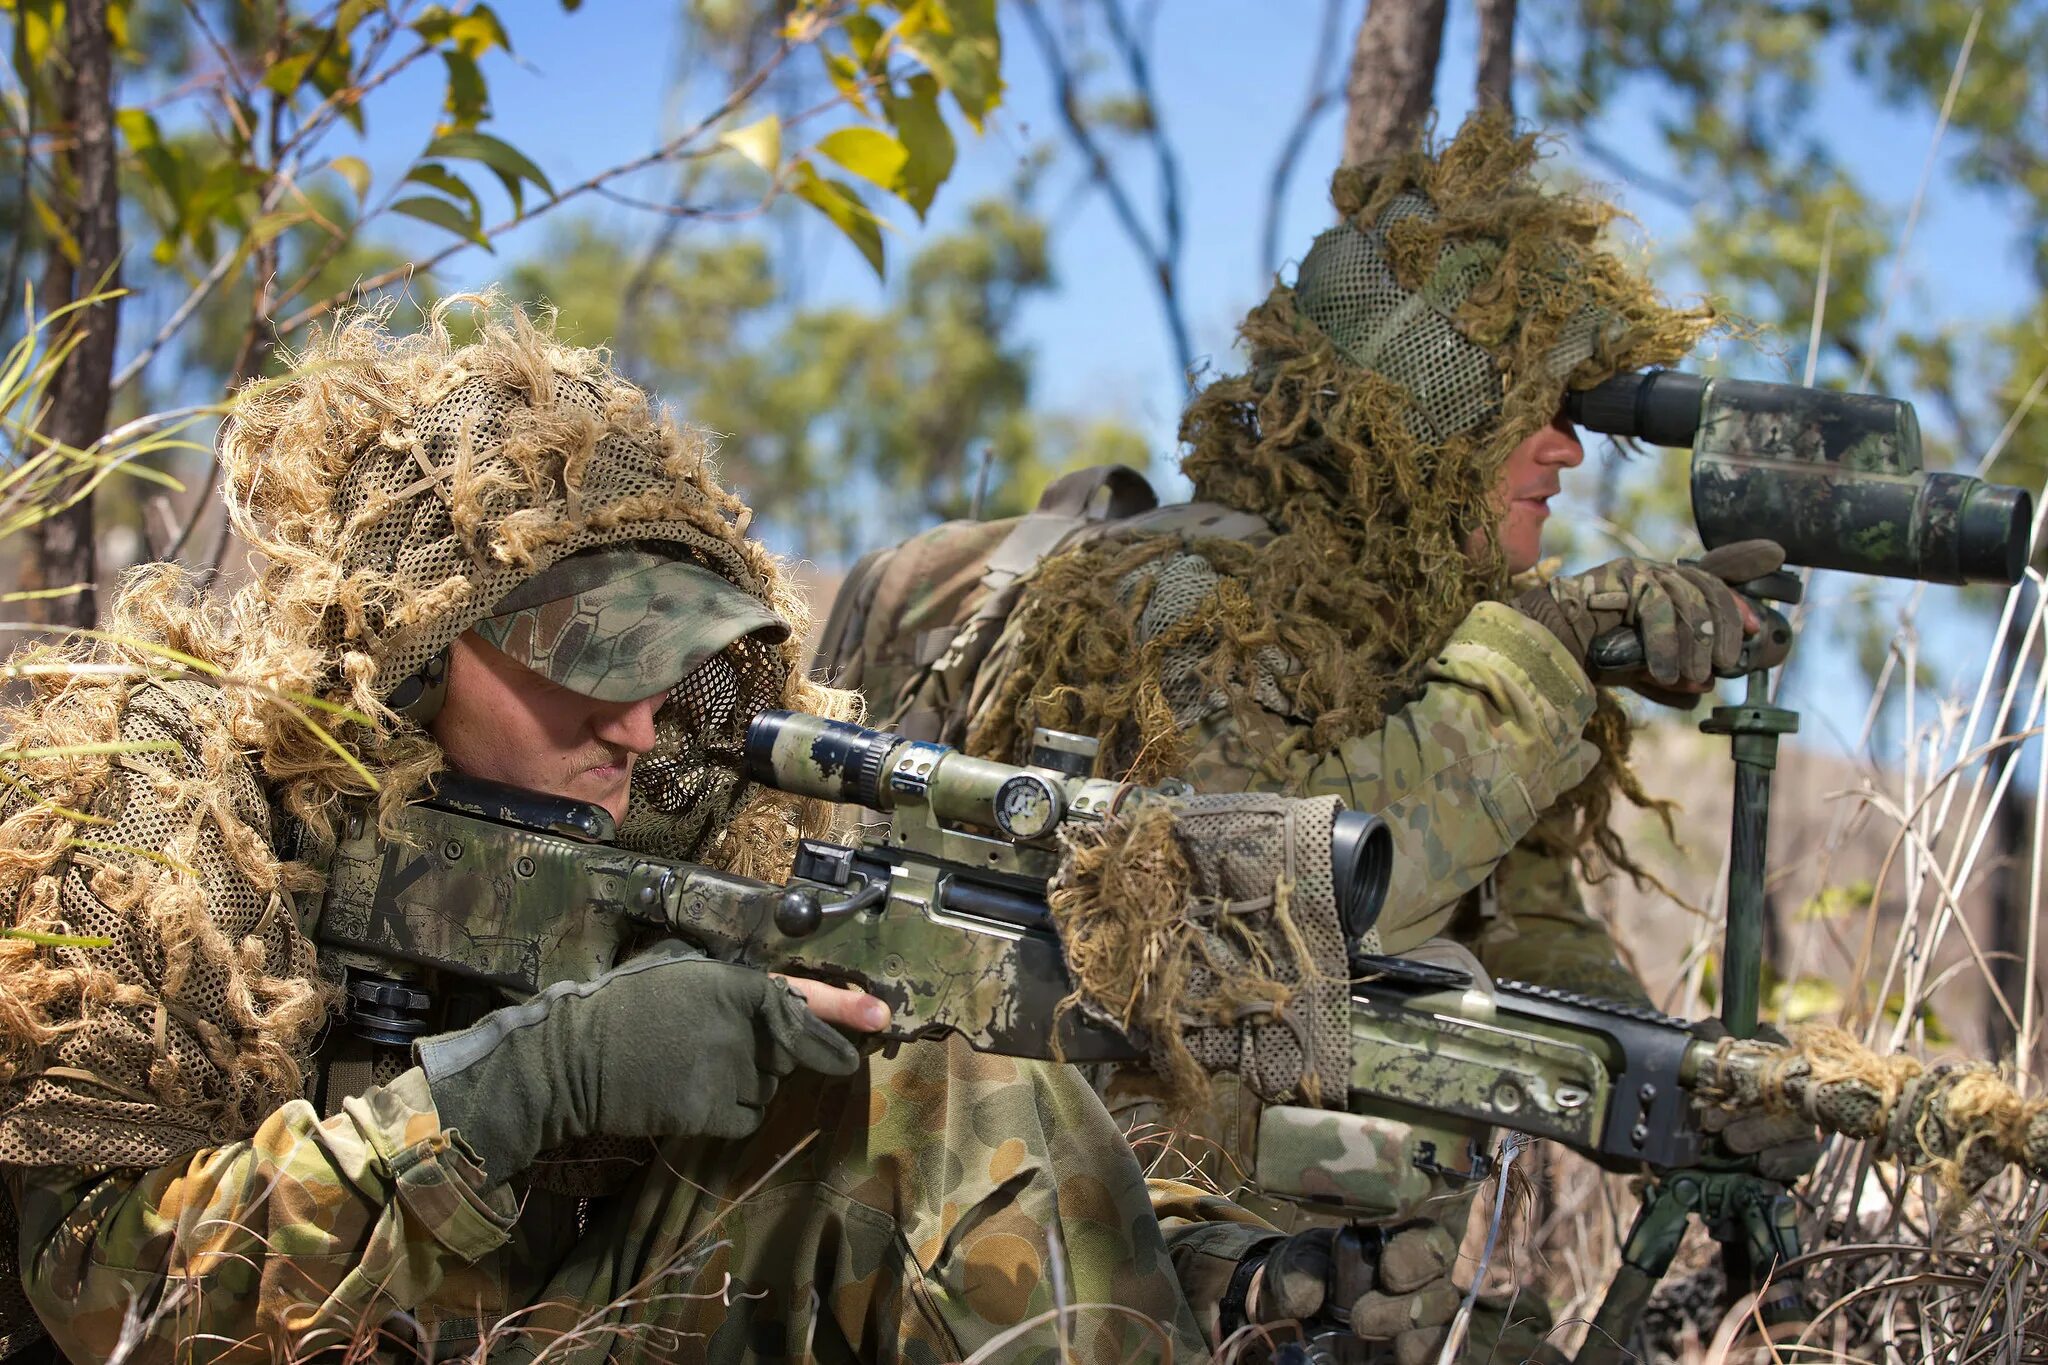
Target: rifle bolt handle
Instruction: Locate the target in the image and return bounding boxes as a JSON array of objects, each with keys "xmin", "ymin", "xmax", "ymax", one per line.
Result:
[{"xmin": 775, "ymin": 887, "xmax": 823, "ymax": 937}]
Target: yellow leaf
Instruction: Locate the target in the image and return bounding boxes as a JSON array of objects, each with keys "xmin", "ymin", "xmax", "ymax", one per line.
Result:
[
  {"xmin": 331, "ymin": 154, "xmax": 371, "ymax": 200},
  {"xmin": 720, "ymin": 114, "xmax": 783, "ymax": 177},
  {"xmin": 814, "ymin": 127, "xmax": 908, "ymax": 193}
]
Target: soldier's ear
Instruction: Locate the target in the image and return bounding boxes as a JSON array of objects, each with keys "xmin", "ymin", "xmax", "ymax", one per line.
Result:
[{"xmin": 387, "ymin": 647, "xmax": 451, "ymax": 728}]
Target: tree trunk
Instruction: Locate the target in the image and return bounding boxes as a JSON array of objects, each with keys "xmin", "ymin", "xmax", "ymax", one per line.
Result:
[
  {"xmin": 1475, "ymin": 0, "xmax": 1517, "ymax": 116},
  {"xmin": 22, "ymin": 0, "xmax": 121, "ymax": 630},
  {"xmin": 1341, "ymin": 0, "xmax": 1448, "ymax": 166}
]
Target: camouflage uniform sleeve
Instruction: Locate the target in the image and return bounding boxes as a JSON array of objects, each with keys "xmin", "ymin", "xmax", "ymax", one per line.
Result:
[
  {"xmin": 11, "ymin": 1066, "xmax": 517, "ymax": 1362},
  {"xmin": 1453, "ymin": 830, "xmax": 1651, "ymax": 1006},
  {"xmin": 1184, "ymin": 601, "xmax": 1597, "ymax": 954},
  {"xmin": 1315, "ymin": 601, "xmax": 1598, "ymax": 950},
  {"xmin": 1146, "ymin": 1179, "xmax": 1281, "ymax": 1345}
]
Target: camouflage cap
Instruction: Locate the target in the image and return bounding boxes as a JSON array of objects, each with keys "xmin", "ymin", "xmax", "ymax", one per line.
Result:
[{"xmin": 473, "ymin": 545, "xmax": 789, "ymax": 701}]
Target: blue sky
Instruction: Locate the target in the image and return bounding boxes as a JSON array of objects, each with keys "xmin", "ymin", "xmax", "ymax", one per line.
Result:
[{"xmin": 181, "ymin": 0, "xmax": 2044, "ymax": 762}]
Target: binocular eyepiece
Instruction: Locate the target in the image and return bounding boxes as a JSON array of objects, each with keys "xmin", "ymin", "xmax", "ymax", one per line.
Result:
[{"xmin": 1565, "ymin": 370, "xmax": 2033, "ymax": 587}]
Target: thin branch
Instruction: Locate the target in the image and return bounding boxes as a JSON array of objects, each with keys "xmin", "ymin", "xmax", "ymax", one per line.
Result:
[
  {"xmin": 1857, "ymin": 6, "xmax": 1982, "ymax": 390},
  {"xmin": 1017, "ymin": 0, "xmax": 1194, "ymax": 384},
  {"xmin": 1258, "ymin": 0, "xmax": 1347, "ymax": 283},
  {"xmin": 273, "ymin": 42, "xmax": 794, "ymax": 338},
  {"xmin": 1574, "ymin": 130, "xmax": 1700, "ymax": 210}
]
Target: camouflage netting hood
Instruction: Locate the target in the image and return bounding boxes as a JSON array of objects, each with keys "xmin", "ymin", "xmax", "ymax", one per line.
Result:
[
  {"xmin": 0, "ymin": 295, "xmax": 846, "ymax": 1167},
  {"xmin": 972, "ymin": 114, "xmax": 1714, "ymax": 873}
]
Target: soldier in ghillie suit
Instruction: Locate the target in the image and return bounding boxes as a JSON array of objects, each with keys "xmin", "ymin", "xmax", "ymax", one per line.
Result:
[
  {"xmin": 815, "ymin": 114, "xmax": 1800, "ymax": 1362},
  {"xmin": 0, "ymin": 297, "xmax": 1321, "ymax": 1363}
]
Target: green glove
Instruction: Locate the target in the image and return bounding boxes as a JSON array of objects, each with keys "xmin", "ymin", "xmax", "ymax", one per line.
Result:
[
  {"xmin": 1251, "ymin": 1222, "xmax": 1462, "ymax": 1365},
  {"xmin": 1513, "ymin": 540, "xmax": 1786, "ymax": 699},
  {"xmin": 416, "ymin": 941, "xmax": 861, "ymax": 1188}
]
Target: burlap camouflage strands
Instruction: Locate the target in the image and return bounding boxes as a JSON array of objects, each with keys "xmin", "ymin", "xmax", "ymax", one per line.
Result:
[
  {"xmin": 0, "ymin": 294, "xmax": 850, "ymax": 1174},
  {"xmin": 1050, "ymin": 793, "xmax": 1353, "ymax": 1112},
  {"xmin": 968, "ymin": 112, "xmax": 1712, "ymax": 883}
]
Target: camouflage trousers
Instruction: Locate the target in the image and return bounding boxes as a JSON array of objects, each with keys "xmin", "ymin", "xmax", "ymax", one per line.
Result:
[
  {"xmin": 464, "ymin": 1036, "xmax": 1215, "ymax": 1365},
  {"xmin": 14, "ymin": 1036, "xmax": 1225, "ymax": 1365}
]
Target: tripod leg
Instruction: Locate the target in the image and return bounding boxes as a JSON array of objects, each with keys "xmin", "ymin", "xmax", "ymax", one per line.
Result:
[{"xmin": 1574, "ymin": 1180, "xmax": 1696, "ymax": 1365}]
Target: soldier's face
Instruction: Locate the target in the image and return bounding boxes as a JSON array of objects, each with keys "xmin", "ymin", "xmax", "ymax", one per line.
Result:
[
  {"xmin": 431, "ymin": 631, "xmax": 666, "ymax": 823},
  {"xmin": 1469, "ymin": 403, "xmax": 1585, "ymax": 574}
]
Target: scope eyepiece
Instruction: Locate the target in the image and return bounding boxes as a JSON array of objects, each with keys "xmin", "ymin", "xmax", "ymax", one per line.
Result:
[
  {"xmin": 1565, "ymin": 369, "xmax": 1707, "ymax": 449},
  {"xmin": 1330, "ymin": 808, "xmax": 1392, "ymax": 944}
]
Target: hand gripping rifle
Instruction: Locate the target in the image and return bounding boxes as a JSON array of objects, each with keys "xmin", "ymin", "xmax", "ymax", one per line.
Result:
[{"xmin": 315, "ymin": 711, "xmax": 2048, "ymax": 1363}]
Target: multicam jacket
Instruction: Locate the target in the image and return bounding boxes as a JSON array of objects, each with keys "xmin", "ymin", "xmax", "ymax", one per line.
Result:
[{"xmin": 13, "ymin": 1041, "xmax": 1251, "ymax": 1364}]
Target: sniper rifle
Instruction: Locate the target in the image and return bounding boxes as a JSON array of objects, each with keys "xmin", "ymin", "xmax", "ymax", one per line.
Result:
[{"xmin": 313, "ymin": 712, "xmax": 2047, "ymax": 1364}]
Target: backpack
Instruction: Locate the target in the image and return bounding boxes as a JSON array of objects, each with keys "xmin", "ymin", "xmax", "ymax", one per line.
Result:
[{"xmin": 810, "ymin": 465, "xmax": 1160, "ymax": 744}]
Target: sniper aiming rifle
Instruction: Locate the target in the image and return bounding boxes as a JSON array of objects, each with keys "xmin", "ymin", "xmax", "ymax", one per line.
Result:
[{"xmin": 315, "ymin": 713, "xmax": 2048, "ymax": 1364}]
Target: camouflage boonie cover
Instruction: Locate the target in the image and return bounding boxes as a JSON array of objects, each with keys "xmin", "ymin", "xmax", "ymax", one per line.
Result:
[{"xmin": 476, "ymin": 547, "xmax": 788, "ymax": 702}]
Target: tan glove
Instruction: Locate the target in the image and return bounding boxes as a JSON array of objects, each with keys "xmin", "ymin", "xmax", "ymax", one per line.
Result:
[
  {"xmin": 1253, "ymin": 1222, "xmax": 1462, "ymax": 1365},
  {"xmin": 1513, "ymin": 540, "xmax": 1787, "ymax": 703},
  {"xmin": 1689, "ymin": 1018, "xmax": 1823, "ymax": 1183}
]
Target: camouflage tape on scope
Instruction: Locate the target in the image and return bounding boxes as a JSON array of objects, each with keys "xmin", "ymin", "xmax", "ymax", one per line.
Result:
[
  {"xmin": 748, "ymin": 709, "xmax": 1128, "ymax": 838},
  {"xmin": 1571, "ymin": 371, "xmax": 2033, "ymax": 585},
  {"xmin": 748, "ymin": 711, "xmax": 1395, "ymax": 931}
]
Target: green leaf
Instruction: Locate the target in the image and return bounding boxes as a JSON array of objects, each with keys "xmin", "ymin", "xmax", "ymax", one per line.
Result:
[
  {"xmin": 719, "ymin": 114, "xmax": 783, "ymax": 177},
  {"xmin": 439, "ymin": 51, "xmax": 489, "ymax": 133},
  {"xmin": 330, "ymin": 154, "xmax": 371, "ymax": 201},
  {"xmin": 843, "ymin": 13, "xmax": 887, "ymax": 69},
  {"xmin": 815, "ymin": 127, "xmax": 909, "ymax": 194},
  {"xmin": 790, "ymin": 162, "xmax": 886, "ymax": 277},
  {"xmin": 881, "ymin": 73, "xmax": 954, "ymax": 218},
  {"xmin": 405, "ymin": 161, "xmax": 484, "ymax": 220},
  {"xmin": 426, "ymin": 130, "xmax": 554, "ymax": 211},
  {"xmin": 820, "ymin": 50, "xmax": 873, "ymax": 118},
  {"xmin": 263, "ymin": 50, "xmax": 316, "ymax": 96},
  {"xmin": 248, "ymin": 210, "xmax": 307, "ymax": 247},
  {"xmin": 390, "ymin": 195, "xmax": 492, "ymax": 249},
  {"xmin": 412, "ymin": 3, "xmax": 513, "ymax": 57},
  {"xmin": 116, "ymin": 107, "xmax": 184, "ymax": 211}
]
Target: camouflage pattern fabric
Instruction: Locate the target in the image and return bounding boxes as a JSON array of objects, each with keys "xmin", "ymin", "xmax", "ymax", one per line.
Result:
[
  {"xmin": 13, "ymin": 1043, "xmax": 1231, "ymax": 1364},
  {"xmin": 1107, "ymin": 602, "xmax": 1604, "ymax": 950},
  {"xmin": 1450, "ymin": 828, "xmax": 1651, "ymax": 1007},
  {"xmin": 474, "ymin": 547, "xmax": 789, "ymax": 702}
]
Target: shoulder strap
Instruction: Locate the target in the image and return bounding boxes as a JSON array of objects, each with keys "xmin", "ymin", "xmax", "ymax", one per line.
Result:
[{"xmin": 893, "ymin": 465, "xmax": 1159, "ymax": 741}]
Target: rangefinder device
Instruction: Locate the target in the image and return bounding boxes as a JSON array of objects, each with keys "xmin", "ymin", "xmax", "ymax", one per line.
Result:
[{"xmin": 1566, "ymin": 370, "xmax": 2033, "ymax": 586}]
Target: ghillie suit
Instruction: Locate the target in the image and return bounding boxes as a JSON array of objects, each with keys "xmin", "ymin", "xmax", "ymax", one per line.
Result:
[
  {"xmin": 816, "ymin": 114, "xmax": 1714, "ymax": 1364},
  {"xmin": 0, "ymin": 295, "xmax": 838, "ymax": 1177},
  {"xmin": 973, "ymin": 114, "xmax": 1711, "ymax": 893},
  {"xmin": 0, "ymin": 300, "xmax": 1238, "ymax": 1365}
]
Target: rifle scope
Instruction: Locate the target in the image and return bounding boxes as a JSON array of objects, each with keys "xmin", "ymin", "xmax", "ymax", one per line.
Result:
[
  {"xmin": 1565, "ymin": 370, "xmax": 2033, "ymax": 586},
  {"xmin": 745, "ymin": 710, "xmax": 1393, "ymax": 942}
]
